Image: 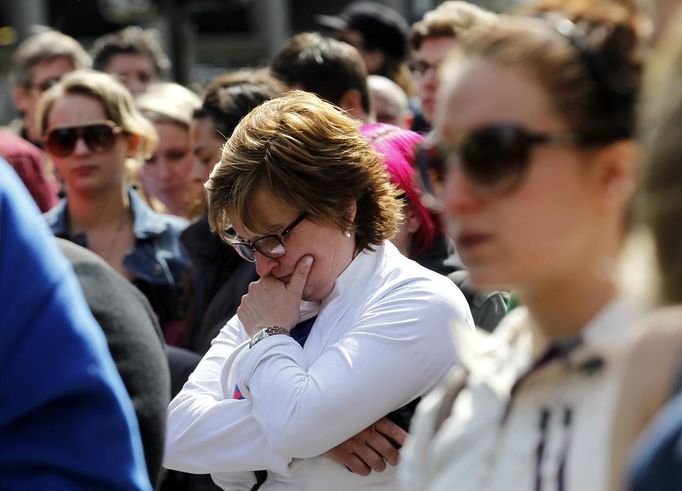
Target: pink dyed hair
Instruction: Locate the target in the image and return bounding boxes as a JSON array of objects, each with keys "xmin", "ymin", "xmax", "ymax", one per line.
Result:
[{"xmin": 360, "ymin": 123, "xmax": 440, "ymax": 257}]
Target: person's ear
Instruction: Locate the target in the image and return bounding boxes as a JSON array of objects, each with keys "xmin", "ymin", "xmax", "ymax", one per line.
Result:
[
  {"xmin": 338, "ymin": 89, "xmax": 366, "ymax": 120},
  {"xmin": 13, "ymin": 85, "xmax": 29, "ymax": 114},
  {"xmin": 593, "ymin": 139, "xmax": 641, "ymax": 211},
  {"xmin": 125, "ymin": 133, "xmax": 142, "ymax": 158},
  {"xmin": 405, "ymin": 206, "xmax": 421, "ymax": 234},
  {"xmin": 347, "ymin": 200, "xmax": 358, "ymax": 224},
  {"xmin": 402, "ymin": 110, "xmax": 414, "ymax": 131}
]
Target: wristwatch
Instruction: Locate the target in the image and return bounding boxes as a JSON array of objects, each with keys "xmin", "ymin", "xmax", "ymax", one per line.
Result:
[{"xmin": 249, "ymin": 326, "xmax": 290, "ymax": 348}]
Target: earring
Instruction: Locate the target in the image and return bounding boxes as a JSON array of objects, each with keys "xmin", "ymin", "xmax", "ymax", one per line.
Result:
[{"xmin": 344, "ymin": 229, "xmax": 352, "ymax": 238}]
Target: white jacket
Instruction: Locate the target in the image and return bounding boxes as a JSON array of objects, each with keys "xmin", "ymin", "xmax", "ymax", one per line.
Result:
[
  {"xmin": 400, "ymin": 299, "xmax": 642, "ymax": 491},
  {"xmin": 165, "ymin": 242, "xmax": 474, "ymax": 490}
]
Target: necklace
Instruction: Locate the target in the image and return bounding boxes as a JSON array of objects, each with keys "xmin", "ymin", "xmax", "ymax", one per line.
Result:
[{"xmin": 101, "ymin": 213, "xmax": 129, "ymax": 262}]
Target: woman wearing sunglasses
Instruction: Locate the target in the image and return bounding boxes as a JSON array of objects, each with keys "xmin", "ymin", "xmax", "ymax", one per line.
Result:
[
  {"xmin": 164, "ymin": 90, "xmax": 474, "ymax": 490},
  {"xmin": 39, "ymin": 69, "xmax": 189, "ymax": 346},
  {"xmin": 401, "ymin": 3, "xmax": 645, "ymax": 491}
]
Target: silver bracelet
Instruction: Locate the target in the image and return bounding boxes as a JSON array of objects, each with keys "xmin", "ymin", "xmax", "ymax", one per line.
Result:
[{"xmin": 249, "ymin": 326, "xmax": 290, "ymax": 348}]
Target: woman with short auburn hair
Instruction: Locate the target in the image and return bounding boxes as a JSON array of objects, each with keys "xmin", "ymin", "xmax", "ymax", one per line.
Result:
[{"xmin": 165, "ymin": 90, "xmax": 474, "ymax": 490}]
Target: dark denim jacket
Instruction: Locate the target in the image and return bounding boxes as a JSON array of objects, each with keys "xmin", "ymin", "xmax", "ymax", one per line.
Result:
[{"xmin": 44, "ymin": 188, "xmax": 189, "ymax": 341}]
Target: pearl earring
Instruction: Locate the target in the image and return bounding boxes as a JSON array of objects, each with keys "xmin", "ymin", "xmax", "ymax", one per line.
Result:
[{"xmin": 344, "ymin": 229, "xmax": 352, "ymax": 238}]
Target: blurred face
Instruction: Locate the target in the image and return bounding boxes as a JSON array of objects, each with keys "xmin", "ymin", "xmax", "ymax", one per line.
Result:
[
  {"xmin": 435, "ymin": 59, "xmax": 600, "ymax": 290},
  {"xmin": 14, "ymin": 56, "xmax": 76, "ymax": 143},
  {"xmin": 413, "ymin": 36, "xmax": 457, "ymax": 124},
  {"xmin": 141, "ymin": 121, "xmax": 200, "ymax": 216},
  {"xmin": 227, "ymin": 187, "xmax": 357, "ymax": 302},
  {"xmin": 371, "ymin": 87, "xmax": 409, "ymax": 128},
  {"xmin": 44, "ymin": 93, "xmax": 130, "ymax": 195},
  {"xmin": 339, "ymin": 29, "xmax": 384, "ymax": 73},
  {"xmin": 104, "ymin": 53, "xmax": 156, "ymax": 96},
  {"xmin": 190, "ymin": 116, "xmax": 225, "ymax": 185}
]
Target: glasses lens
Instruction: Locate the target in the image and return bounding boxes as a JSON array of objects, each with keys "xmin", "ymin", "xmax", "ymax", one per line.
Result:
[
  {"xmin": 254, "ymin": 236, "xmax": 286, "ymax": 259},
  {"xmin": 83, "ymin": 125, "xmax": 117, "ymax": 153},
  {"xmin": 460, "ymin": 126, "xmax": 529, "ymax": 192},
  {"xmin": 45, "ymin": 128, "xmax": 78, "ymax": 157},
  {"xmin": 38, "ymin": 77, "xmax": 60, "ymax": 92},
  {"xmin": 232, "ymin": 242, "xmax": 256, "ymax": 262}
]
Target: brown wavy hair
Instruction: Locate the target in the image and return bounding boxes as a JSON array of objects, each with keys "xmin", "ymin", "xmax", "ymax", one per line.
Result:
[
  {"xmin": 448, "ymin": 0, "xmax": 646, "ymax": 144},
  {"xmin": 206, "ymin": 90, "xmax": 402, "ymax": 252}
]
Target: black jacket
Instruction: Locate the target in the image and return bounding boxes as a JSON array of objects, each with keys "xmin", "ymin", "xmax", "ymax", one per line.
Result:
[
  {"xmin": 415, "ymin": 236, "xmax": 509, "ymax": 332},
  {"xmin": 181, "ymin": 215, "xmax": 258, "ymax": 354}
]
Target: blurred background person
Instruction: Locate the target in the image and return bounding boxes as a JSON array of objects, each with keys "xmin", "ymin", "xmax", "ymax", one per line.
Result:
[
  {"xmin": 608, "ymin": 6, "xmax": 682, "ymax": 490},
  {"xmin": 409, "ymin": 1, "xmax": 497, "ymax": 131},
  {"xmin": 0, "ymin": 159, "xmax": 151, "ymax": 491},
  {"xmin": 184, "ymin": 68, "xmax": 284, "ymax": 355},
  {"xmin": 92, "ymin": 26, "xmax": 171, "ymax": 96},
  {"xmin": 367, "ymin": 75, "xmax": 413, "ymax": 129},
  {"xmin": 137, "ymin": 82, "xmax": 203, "ymax": 218},
  {"xmin": 0, "ymin": 129, "xmax": 59, "ymax": 211},
  {"xmin": 401, "ymin": 1, "xmax": 645, "ymax": 489},
  {"xmin": 38, "ymin": 70, "xmax": 189, "ymax": 347},
  {"xmin": 9, "ymin": 29, "xmax": 91, "ymax": 148},
  {"xmin": 316, "ymin": 0, "xmax": 414, "ymax": 100},
  {"xmin": 58, "ymin": 239, "xmax": 170, "ymax": 488},
  {"xmin": 165, "ymin": 91, "xmax": 473, "ymax": 490},
  {"xmin": 361, "ymin": 122, "xmax": 508, "ymax": 331},
  {"xmin": 271, "ymin": 32, "xmax": 371, "ymax": 121}
]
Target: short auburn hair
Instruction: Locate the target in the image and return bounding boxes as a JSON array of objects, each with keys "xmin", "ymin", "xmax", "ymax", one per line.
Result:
[{"xmin": 206, "ymin": 90, "xmax": 402, "ymax": 253}]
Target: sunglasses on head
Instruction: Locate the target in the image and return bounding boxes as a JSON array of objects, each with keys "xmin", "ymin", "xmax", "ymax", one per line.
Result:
[
  {"xmin": 414, "ymin": 123, "xmax": 582, "ymax": 208},
  {"xmin": 224, "ymin": 213, "xmax": 307, "ymax": 263},
  {"xmin": 44, "ymin": 121, "xmax": 123, "ymax": 157}
]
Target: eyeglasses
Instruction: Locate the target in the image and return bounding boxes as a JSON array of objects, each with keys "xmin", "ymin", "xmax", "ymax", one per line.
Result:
[
  {"xmin": 224, "ymin": 213, "xmax": 307, "ymax": 262},
  {"xmin": 414, "ymin": 123, "xmax": 582, "ymax": 208},
  {"xmin": 44, "ymin": 122, "xmax": 123, "ymax": 157},
  {"xmin": 27, "ymin": 77, "xmax": 61, "ymax": 93},
  {"xmin": 410, "ymin": 59, "xmax": 439, "ymax": 76}
]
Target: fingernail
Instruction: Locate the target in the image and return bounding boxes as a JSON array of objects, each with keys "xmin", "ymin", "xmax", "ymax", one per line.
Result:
[{"xmin": 303, "ymin": 256, "xmax": 313, "ymax": 266}]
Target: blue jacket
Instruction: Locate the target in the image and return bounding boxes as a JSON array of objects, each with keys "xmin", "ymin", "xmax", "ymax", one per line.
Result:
[
  {"xmin": 0, "ymin": 161, "xmax": 151, "ymax": 490},
  {"xmin": 629, "ymin": 391, "xmax": 682, "ymax": 491},
  {"xmin": 44, "ymin": 187, "xmax": 189, "ymax": 339}
]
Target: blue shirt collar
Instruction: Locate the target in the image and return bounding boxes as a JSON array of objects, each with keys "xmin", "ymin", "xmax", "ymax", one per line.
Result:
[{"xmin": 47, "ymin": 187, "xmax": 168, "ymax": 240}]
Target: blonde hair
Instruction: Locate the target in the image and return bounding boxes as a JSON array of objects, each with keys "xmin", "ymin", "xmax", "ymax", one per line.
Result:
[
  {"xmin": 206, "ymin": 90, "xmax": 402, "ymax": 252},
  {"xmin": 36, "ymin": 69, "xmax": 158, "ymax": 159},
  {"xmin": 136, "ymin": 82, "xmax": 201, "ymax": 129}
]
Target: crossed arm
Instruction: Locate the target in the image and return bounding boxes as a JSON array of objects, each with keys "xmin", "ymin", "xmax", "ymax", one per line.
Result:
[{"xmin": 165, "ymin": 257, "xmax": 464, "ymax": 475}]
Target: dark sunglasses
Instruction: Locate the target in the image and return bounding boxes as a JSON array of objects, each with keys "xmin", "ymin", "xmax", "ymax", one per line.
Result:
[
  {"xmin": 414, "ymin": 123, "xmax": 581, "ymax": 208},
  {"xmin": 224, "ymin": 213, "xmax": 307, "ymax": 262},
  {"xmin": 44, "ymin": 122, "xmax": 123, "ymax": 157}
]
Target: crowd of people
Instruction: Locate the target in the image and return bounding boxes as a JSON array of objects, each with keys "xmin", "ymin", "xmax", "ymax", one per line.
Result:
[{"xmin": 1, "ymin": 0, "xmax": 681, "ymax": 490}]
